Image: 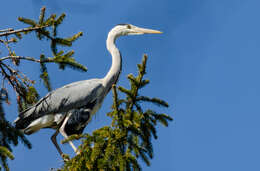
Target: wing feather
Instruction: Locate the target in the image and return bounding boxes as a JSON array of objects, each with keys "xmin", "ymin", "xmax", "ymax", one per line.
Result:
[{"xmin": 15, "ymin": 79, "xmax": 104, "ymax": 128}]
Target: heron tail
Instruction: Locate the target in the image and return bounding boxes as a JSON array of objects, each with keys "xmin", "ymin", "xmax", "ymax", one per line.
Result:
[{"xmin": 14, "ymin": 115, "xmax": 35, "ymax": 134}]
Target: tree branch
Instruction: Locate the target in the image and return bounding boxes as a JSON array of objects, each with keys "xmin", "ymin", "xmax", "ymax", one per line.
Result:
[
  {"xmin": 0, "ymin": 28, "xmax": 14, "ymax": 33},
  {"xmin": 0, "ymin": 26, "xmax": 48, "ymax": 37},
  {"xmin": 2, "ymin": 39, "xmax": 12, "ymax": 55},
  {"xmin": 0, "ymin": 56, "xmax": 40, "ymax": 63},
  {"xmin": 1, "ymin": 62, "xmax": 16, "ymax": 74},
  {"xmin": 0, "ymin": 64, "xmax": 16, "ymax": 91}
]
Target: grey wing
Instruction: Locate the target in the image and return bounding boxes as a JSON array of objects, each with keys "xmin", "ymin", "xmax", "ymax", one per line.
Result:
[{"xmin": 18, "ymin": 79, "xmax": 104, "ymax": 120}]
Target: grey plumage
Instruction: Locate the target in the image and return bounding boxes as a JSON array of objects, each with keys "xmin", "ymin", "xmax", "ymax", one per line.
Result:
[
  {"xmin": 14, "ymin": 24, "xmax": 162, "ymax": 158},
  {"xmin": 15, "ymin": 79, "xmax": 104, "ymax": 134}
]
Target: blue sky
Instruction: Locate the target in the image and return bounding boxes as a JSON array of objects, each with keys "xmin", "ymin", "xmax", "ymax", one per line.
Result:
[{"xmin": 1, "ymin": 0, "xmax": 260, "ymax": 170}]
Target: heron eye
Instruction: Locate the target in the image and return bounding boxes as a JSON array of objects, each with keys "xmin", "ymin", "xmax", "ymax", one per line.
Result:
[{"xmin": 127, "ymin": 25, "xmax": 131, "ymax": 29}]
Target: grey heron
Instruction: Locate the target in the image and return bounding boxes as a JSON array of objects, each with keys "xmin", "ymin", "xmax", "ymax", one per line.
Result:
[{"xmin": 14, "ymin": 24, "xmax": 162, "ymax": 158}]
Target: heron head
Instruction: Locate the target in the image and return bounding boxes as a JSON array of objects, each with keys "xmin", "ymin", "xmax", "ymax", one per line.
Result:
[{"xmin": 111, "ymin": 24, "xmax": 162, "ymax": 37}]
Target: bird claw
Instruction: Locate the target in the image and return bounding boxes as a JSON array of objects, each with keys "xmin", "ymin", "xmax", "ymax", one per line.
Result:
[
  {"xmin": 61, "ymin": 153, "xmax": 70, "ymax": 162},
  {"xmin": 75, "ymin": 149, "xmax": 81, "ymax": 156}
]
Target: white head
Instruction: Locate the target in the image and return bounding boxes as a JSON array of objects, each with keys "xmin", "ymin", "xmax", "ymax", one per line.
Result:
[{"xmin": 108, "ymin": 24, "xmax": 162, "ymax": 39}]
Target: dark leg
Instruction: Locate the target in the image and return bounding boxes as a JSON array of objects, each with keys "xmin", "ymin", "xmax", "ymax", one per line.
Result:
[{"xmin": 51, "ymin": 129, "xmax": 63, "ymax": 157}]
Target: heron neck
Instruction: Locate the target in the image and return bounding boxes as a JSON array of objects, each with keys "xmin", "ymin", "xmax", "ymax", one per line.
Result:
[{"xmin": 103, "ymin": 33, "xmax": 122, "ymax": 90}]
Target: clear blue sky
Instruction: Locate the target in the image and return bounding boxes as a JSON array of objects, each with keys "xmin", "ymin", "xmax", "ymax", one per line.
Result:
[{"xmin": 1, "ymin": 0, "xmax": 260, "ymax": 170}]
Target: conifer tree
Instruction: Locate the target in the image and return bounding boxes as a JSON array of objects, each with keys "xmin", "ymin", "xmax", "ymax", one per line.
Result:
[
  {"xmin": 0, "ymin": 7, "xmax": 86, "ymax": 171},
  {"xmin": 1, "ymin": 6, "xmax": 172, "ymax": 171},
  {"xmin": 59, "ymin": 55, "xmax": 173, "ymax": 171}
]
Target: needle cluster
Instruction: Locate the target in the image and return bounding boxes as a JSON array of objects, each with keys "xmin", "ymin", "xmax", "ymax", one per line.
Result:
[
  {"xmin": 60, "ymin": 55, "xmax": 173, "ymax": 171},
  {"xmin": 0, "ymin": 7, "xmax": 86, "ymax": 170}
]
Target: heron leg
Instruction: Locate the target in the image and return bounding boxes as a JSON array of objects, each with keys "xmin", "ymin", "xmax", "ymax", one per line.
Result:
[
  {"xmin": 51, "ymin": 129, "xmax": 64, "ymax": 156},
  {"xmin": 59, "ymin": 115, "xmax": 80, "ymax": 155}
]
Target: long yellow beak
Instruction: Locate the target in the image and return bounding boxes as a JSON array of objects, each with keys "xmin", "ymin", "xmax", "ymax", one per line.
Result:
[{"xmin": 135, "ymin": 27, "xmax": 163, "ymax": 34}]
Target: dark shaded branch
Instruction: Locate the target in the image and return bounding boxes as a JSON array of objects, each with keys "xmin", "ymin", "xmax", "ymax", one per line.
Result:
[
  {"xmin": 0, "ymin": 64, "xmax": 16, "ymax": 91},
  {"xmin": 1, "ymin": 63, "xmax": 16, "ymax": 74}
]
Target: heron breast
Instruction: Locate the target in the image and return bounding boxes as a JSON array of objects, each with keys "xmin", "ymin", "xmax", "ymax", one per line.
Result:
[{"xmin": 64, "ymin": 108, "xmax": 91, "ymax": 135}]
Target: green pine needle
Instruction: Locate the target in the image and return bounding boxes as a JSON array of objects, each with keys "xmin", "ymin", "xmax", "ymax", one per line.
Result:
[
  {"xmin": 64, "ymin": 50, "xmax": 74, "ymax": 58},
  {"xmin": 18, "ymin": 17, "xmax": 37, "ymax": 27},
  {"xmin": 25, "ymin": 86, "xmax": 39, "ymax": 104},
  {"xmin": 14, "ymin": 32, "xmax": 22, "ymax": 39},
  {"xmin": 44, "ymin": 14, "xmax": 56, "ymax": 26},
  {"xmin": 0, "ymin": 7, "xmax": 88, "ymax": 170},
  {"xmin": 38, "ymin": 7, "xmax": 46, "ymax": 25},
  {"xmin": 40, "ymin": 54, "xmax": 52, "ymax": 91},
  {"xmin": 55, "ymin": 13, "xmax": 66, "ymax": 25},
  {"xmin": 118, "ymin": 86, "xmax": 133, "ymax": 97},
  {"xmin": 66, "ymin": 32, "xmax": 83, "ymax": 42},
  {"xmin": 59, "ymin": 55, "xmax": 172, "ymax": 171},
  {"xmin": 0, "ymin": 147, "xmax": 14, "ymax": 160},
  {"xmin": 55, "ymin": 38, "xmax": 72, "ymax": 46},
  {"xmin": 61, "ymin": 134, "xmax": 84, "ymax": 144},
  {"xmin": 137, "ymin": 96, "xmax": 169, "ymax": 107}
]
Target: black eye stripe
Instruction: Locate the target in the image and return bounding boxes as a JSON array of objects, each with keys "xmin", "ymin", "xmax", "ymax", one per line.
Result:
[
  {"xmin": 117, "ymin": 23, "xmax": 129, "ymax": 26},
  {"xmin": 116, "ymin": 24, "xmax": 131, "ymax": 29}
]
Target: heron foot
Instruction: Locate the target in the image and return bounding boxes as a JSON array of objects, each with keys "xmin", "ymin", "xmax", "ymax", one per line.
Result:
[
  {"xmin": 61, "ymin": 153, "xmax": 70, "ymax": 162},
  {"xmin": 76, "ymin": 150, "xmax": 80, "ymax": 156}
]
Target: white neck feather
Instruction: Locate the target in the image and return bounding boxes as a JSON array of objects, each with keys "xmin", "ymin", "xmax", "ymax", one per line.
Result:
[{"xmin": 103, "ymin": 31, "xmax": 122, "ymax": 90}]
